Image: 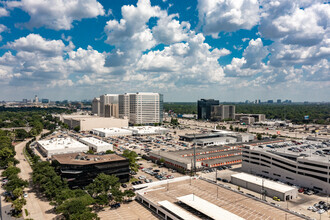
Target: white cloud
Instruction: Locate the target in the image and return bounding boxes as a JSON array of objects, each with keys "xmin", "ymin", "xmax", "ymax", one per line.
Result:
[
  {"xmin": 225, "ymin": 38, "xmax": 268, "ymax": 76},
  {"xmin": 197, "ymin": 0, "xmax": 260, "ymax": 37},
  {"xmin": 7, "ymin": 0, "xmax": 105, "ymax": 30},
  {"xmin": 5, "ymin": 34, "xmax": 67, "ymax": 56},
  {"xmin": 0, "ymin": 34, "xmax": 112, "ymax": 88},
  {"xmin": 0, "ymin": 7, "xmax": 9, "ymax": 17},
  {"xmin": 152, "ymin": 14, "xmax": 190, "ymax": 44},
  {"xmin": 259, "ymin": 1, "xmax": 330, "ymax": 46},
  {"xmin": 0, "ymin": 24, "xmax": 7, "ymax": 41}
]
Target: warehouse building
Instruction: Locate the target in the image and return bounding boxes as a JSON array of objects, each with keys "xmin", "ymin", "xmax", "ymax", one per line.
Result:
[
  {"xmin": 92, "ymin": 127, "xmax": 133, "ymax": 137},
  {"xmin": 126, "ymin": 126, "xmax": 169, "ymax": 136},
  {"xmin": 231, "ymin": 173, "xmax": 298, "ymax": 201},
  {"xmin": 37, "ymin": 138, "xmax": 89, "ymax": 157},
  {"xmin": 180, "ymin": 131, "xmax": 254, "ymax": 144},
  {"xmin": 194, "ymin": 137, "xmax": 237, "ymax": 146},
  {"xmin": 61, "ymin": 114, "xmax": 129, "ymax": 131},
  {"xmin": 241, "ymin": 141, "xmax": 330, "ymax": 194},
  {"xmin": 52, "ymin": 153, "xmax": 129, "ymax": 187},
  {"xmin": 148, "ymin": 144, "xmax": 243, "ymax": 172},
  {"xmin": 79, "ymin": 137, "xmax": 113, "ymax": 152}
]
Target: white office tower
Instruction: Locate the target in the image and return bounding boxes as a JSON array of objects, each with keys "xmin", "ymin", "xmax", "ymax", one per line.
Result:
[
  {"xmin": 99, "ymin": 94, "xmax": 119, "ymax": 117},
  {"xmin": 119, "ymin": 93, "xmax": 132, "ymax": 119},
  {"xmin": 34, "ymin": 95, "xmax": 39, "ymax": 103},
  {"xmin": 91, "ymin": 97, "xmax": 100, "ymax": 116},
  {"xmin": 128, "ymin": 92, "xmax": 163, "ymax": 125}
]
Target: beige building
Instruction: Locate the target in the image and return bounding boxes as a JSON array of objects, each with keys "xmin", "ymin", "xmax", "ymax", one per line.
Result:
[
  {"xmin": 211, "ymin": 105, "xmax": 235, "ymax": 121},
  {"xmin": 104, "ymin": 104, "xmax": 119, "ymax": 118},
  {"xmin": 92, "ymin": 97, "xmax": 100, "ymax": 115},
  {"xmin": 62, "ymin": 115, "xmax": 128, "ymax": 131},
  {"xmin": 240, "ymin": 116, "xmax": 255, "ymax": 125}
]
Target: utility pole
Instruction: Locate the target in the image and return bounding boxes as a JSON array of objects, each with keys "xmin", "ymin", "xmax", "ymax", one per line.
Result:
[{"xmin": 193, "ymin": 133, "xmax": 196, "ymax": 176}]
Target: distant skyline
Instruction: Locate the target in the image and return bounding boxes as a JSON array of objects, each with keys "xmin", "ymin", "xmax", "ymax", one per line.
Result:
[{"xmin": 0, "ymin": 0, "xmax": 329, "ymax": 102}]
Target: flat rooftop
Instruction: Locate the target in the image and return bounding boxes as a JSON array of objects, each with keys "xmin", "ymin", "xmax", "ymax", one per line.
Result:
[
  {"xmin": 137, "ymin": 178, "xmax": 304, "ymax": 220},
  {"xmin": 80, "ymin": 137, "xmax": 112, "ymax": 147},
  {"xmin": 177, "ymin": 194, "xmax": 244, "ymax": 220},
  {"xmin": 246, "ymin": 140, "xmax": 330, "ymax": 163},
  {"xmin": 52, "ymin": 152, "xmax": 126, "ymax": 165},
  {"xmin": 93, "ymin": 128, "xmax": 133, "ymax": 134},
  {"xmin": 194, "ymin": 136, "xmax": 237, "ymax": 144},
  {"xmin": 38, "ymin": 138, "xmax": 88, "ymax": 151},
  {"xmin": 231, "ymin": 173, "xmax": 296, "ymax": 193}
]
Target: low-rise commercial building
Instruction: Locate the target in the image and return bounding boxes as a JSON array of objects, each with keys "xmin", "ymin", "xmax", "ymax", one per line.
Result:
[
  {"xmin": 241, "ymin": 142, "xmax": 330, "ymax": 194},
  {"xmin": 92, "ymin": 128, "xmax": 133, "ymax": 137},
  {"xmin": 37, "ymin": 138, "xmax": 89, "ymax": 157},
  {"xmin": 148, "ymin": 144, "xmax": 243, "ymax": 171},
  {"xmin": 79, "ymin": 137, "xmax": 113, "ymax": 152},
  {"xmin": 240, "ymin": 116, "xmax": 255, "ymax": 125},
  {"xmin": 231, "ymin": 173, "xmax": 298, "ymax": 201},
  {"xmin": 52, "ymin": 153, "xmax": 129, "ymax": 187},
  {"xmin": 126, "ymin": 126, "xmax": 169, "ymax": 136},
  {"xmin": 235, "ymin": 113, "xmax": 266, "ymax": 122},
  {"xmin": 61, "ymin": 115, "xmax": 128, "ymax": 131}
]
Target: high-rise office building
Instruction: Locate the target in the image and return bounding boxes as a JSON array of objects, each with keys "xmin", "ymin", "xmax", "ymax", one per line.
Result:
[
  {"xmin": 99, "ymin": 94, "xmax": 118, "ymax": 117},
  {"xmin": 128, "ymin": 92, "xmax": 163, "ymax": 125},
  {"xmin": 197, "ymin": 99, "xmax": 219, "ymax": 120},
  {"xmin": 92, "ymin": 97, "xmax": 100, "ymax": 115},
  {"xmin": 211, "ymin": 105, "xmax": 235, "ymax": 121},
  {"xmin": 277, "ymin": 99, "xmax": 281, "ymax": 104},
  {"xmin": 41, "ymin": 99, "xmax": 49, "ymax": 103},
  {"xmin": 104, "ymin": 104, "xmax": 119, "ymax": 118},
  {"xmin": 34, "ymin": 95, "xmax": 39, "ymax": 103},
  {"xmin": 119, "ymin": 93, "xmax": 132, "ymax": 119}
]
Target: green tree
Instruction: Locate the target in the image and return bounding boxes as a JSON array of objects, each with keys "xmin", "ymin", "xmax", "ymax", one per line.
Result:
[
  {"xmin": 87, "ymin": 149, "xmax": 94, "ymax": 154},
  {"xmin": 86, "ymin": 173, "xmax": 119, "ymax": 197},
  {"xmin": 13, "ymin": 188, "xmax": 23, "ymax": 199},
  {"xmin": 257, "ymin": 133, "xmax": 262, "ymax": 140},
  {"xmin": 271, "ymin": 135, "xmax": 278, "ymax": 139},
  {"xmin": 229, "ymin": 125, "xmax": 233, "ymax": 131},
  {"xmin": 122, "ymin": 150, "xmax": 139, "ymax": 172},
  {"xmin": 74, "ymin": 125, "xmax": 80, "ymax": 132},
  {"xmin": 12, "ymin": 197, "xmax": 26, "ymax": 213},
  {"xmin": 15, "ymin": 129, "xmax": 29, "ymax": 140},
  {"xmin": 124, "ymin": 190, "xmax": 135, "ymax": 201},
  {"xmin": 2, "ymin": 166, "xmax": 21, "ymax": 178},
  {"xmin": 4, "ymin": 175, "xmax": 28, "ymax": 192},
  {"xmin": 105, "ymin": 150, "xmax": 114, "ymax": 154},
  {"xmin": 56, "ymin": 194, "xmax": 95, "ymax": 219},
  {"xmin": 0, "ymin": 147, "xmax": 16, "ymax": 168}
]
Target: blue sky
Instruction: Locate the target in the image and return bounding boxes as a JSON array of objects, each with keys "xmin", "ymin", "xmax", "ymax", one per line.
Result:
[{"xmin": 0, "ymin": 0, "xmax": 329, "ymax": 102}]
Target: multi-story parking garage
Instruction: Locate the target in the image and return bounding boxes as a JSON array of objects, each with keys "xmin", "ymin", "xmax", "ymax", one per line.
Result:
[{"xmin": 241, "ymin": 141, "xmax": 330, "ymax": 194}]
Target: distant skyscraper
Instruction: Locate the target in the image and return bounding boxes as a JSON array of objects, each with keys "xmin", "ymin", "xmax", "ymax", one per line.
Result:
[
  {"xmin": 267, "ymin": 100, "xmax": 273, "ymax": 104},
  {"xmin": 92, "ymin": 97, "xmax": 100, "ymax": 116},
  {"xmin": 197, "ymin": 99, "xmax": 219, "ymax": 120},
  {"xmin": 22, "ymin": 99, "xmax": 28, "ymax": 103},
  {"xmin": 277, "ymin": 99, "xmax": 281, "ymax": 104},
  {"xmin": 34, "ymin": 95, "xmax": 39, "ymax": 103},
  {"xmin": 211, "ymin": 105, "xmax": 235, "ymax": 121},
  {"xmin": 41, "ymin": 99, "xmax": 49, "ymax": 103},
  {"xmin": 99, "ymin": 94, "xmax": 118, "ymax": 117}
]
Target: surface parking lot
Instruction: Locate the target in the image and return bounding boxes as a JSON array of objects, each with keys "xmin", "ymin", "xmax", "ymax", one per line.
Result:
[
  {"xmin": 98, "ymin": 200, "xmax": 160, "ymax": 220},
  {"xmin": 141, "ymin": 178, "xmax": 304, "ymax": 220}
]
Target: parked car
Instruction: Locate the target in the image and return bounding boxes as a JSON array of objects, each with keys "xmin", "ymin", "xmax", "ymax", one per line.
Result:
[
  {"xmin": 110, "ymin": 203, "xmax": 121, "ymax": 209},
  {"xmin": 121, "ymin": 183, "xmax": 127, "ymax": 188}
]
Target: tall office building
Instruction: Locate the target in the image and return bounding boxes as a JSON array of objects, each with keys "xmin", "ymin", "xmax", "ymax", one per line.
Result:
[
  {"xmin": 277, "ymin": 99, "xmax": 281, "ymax": 104},
  {"xmin": 211, "ymin": 105, "xmax": 235, "ymax": 121},
  {"xmin": 197, "ymin": 99, "xmax": 219, "ymax": 120},
  {"xmin": 128, "ymin": 92, "xmax": 163, "ymax": 125},
  {"xmin": 99, "ymin": 94, "xmax": 118, "ymax": 117},
  {"xmin": 119, "ymin": 93, "xmax": 132, "ymax": 119},
  {"xmin": 104, "ymin": 104, "xmax": 119, "ymax": 118},
  {"xmin": 34, "ymin": 95, "xmax": 39, "ymax": 103},
  {"xmin": 92, "ymin": 97, "xmax": 100, "ymax": 115}
]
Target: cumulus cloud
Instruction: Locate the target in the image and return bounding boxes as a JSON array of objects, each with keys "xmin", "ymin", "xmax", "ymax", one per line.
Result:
[
  {"xmin": 259, "ymin": 1, "xmax": 330, "ymax": 46},
  {"xmin": 225, "ymin": 38, "xmax": 268, "ymax": 76},
  {"xmin": 0, "ymin": 24, "xmax": 8, "ymax": 41},
  {"xmin": 0, "ymin": 34, "xmax": 111, "ymax": 88},
  {"xmin": 0, "ymin": 7, "xmax": 9, "ymax": 16},
  {"xmin": 197, "ymin": 0, "xmax": 260, "ymax": 37},
  {"xmin": 7, "ymin": 0, "xmax": 105, "ymax": 30}
]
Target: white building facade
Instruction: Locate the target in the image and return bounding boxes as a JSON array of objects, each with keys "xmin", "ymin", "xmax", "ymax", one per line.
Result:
[
  {"xmin": 241, "ymin": 145, "xmax": 330, "ymax": 194},
  {"xmin": 79, "ymin": 137, "xmax": 113, "ymax": 152},
  {"xmin": 37, "ymin": 138, "xmax": 89, "ymax": 157}
]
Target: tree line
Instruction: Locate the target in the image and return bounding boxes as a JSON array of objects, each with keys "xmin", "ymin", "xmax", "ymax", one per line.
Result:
[{"xmin": 164, "ymin": 102, "xmax": 329, "ymax": 124}]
